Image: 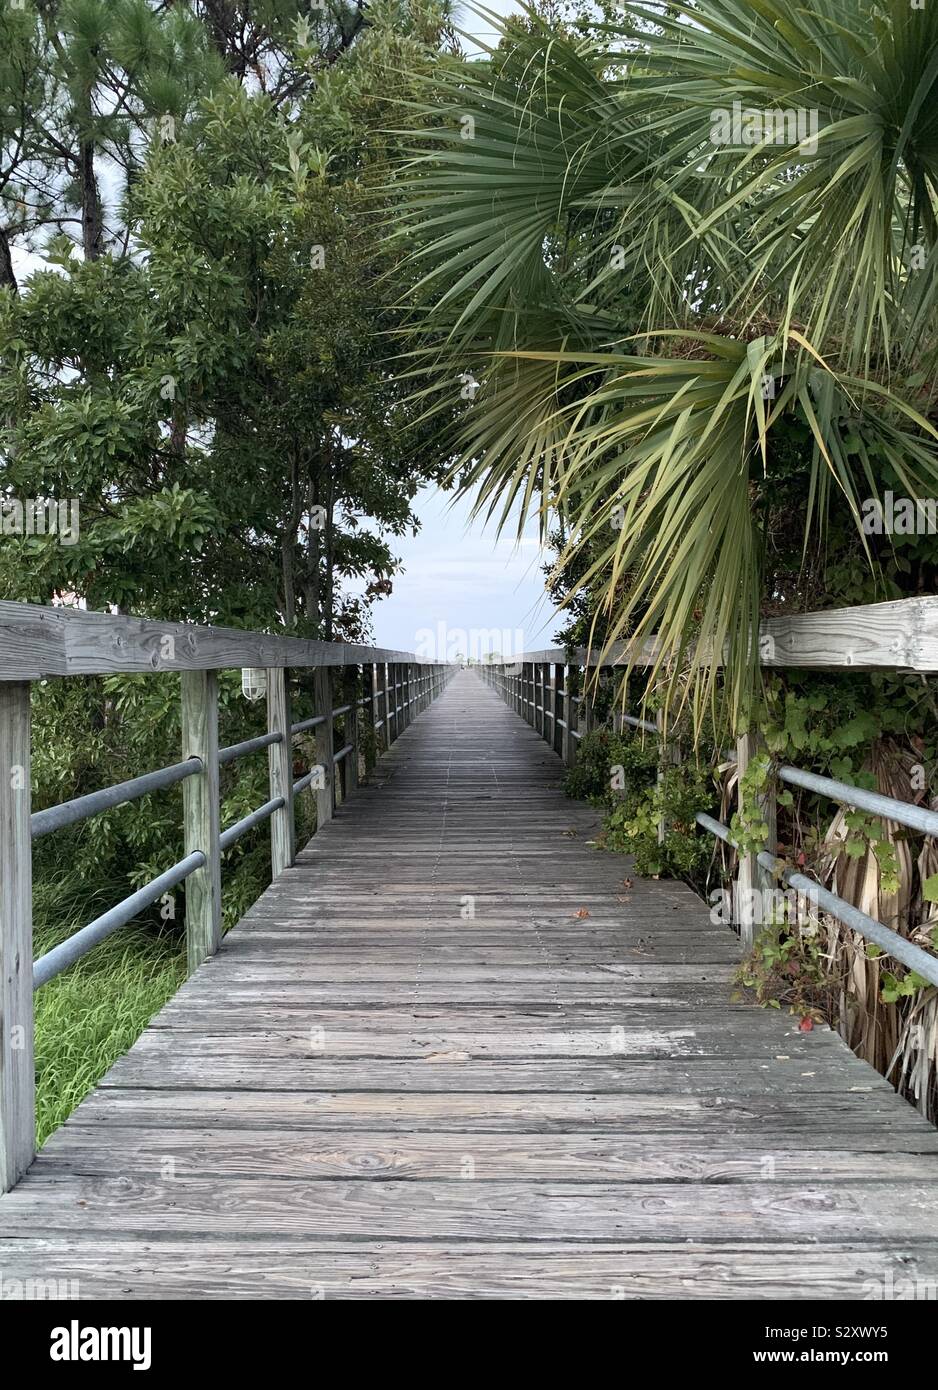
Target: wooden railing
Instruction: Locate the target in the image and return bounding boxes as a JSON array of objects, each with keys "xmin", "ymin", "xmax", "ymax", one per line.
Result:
[
  {"xmin": 0, "ymin": 600, "xmax": 452, "ymax": 1192},
  {"xmin": 480, "ymin": 594, "xmax": 938, "ymax": 989}
]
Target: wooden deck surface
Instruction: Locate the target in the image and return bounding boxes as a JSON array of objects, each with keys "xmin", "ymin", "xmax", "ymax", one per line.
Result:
[{"xmin": 2, "ymin": 670, "xmax": 938, "ymax": 1299}]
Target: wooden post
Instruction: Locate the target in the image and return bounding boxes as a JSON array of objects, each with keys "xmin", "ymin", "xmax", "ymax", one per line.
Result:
[
  {"xmin": 388, "ymin": 663, "xmax": 398, "ymax": 743},
  {"xmin": 378, "ymin": 663, "xmax": 389, "ymax": 751},
  {"xmin": 345, "ymin": 666, "xmax": 360, "ymax": 798},
  {"xmin": 562, "ymin": 664, "xmax": 575, "ymax": 766},
  {"xmin": 735, "ymin": 731, "xmax": 777, "ymax": 951},
  {"xmin": 267, "ymin": 667, "xmax": 295, "ymax": 878},
  {"xmin": 181, "ymin": 669, "xmax": 222, "ymax": 974},
  {"xmin": 382, "ymin": 663, "xmax": 390, "ymax": 742},
  {"xmin": 656, "ymin": 710, "xmax": 681, "ymax": 847},
  {"xmin": 313, "ymin": 665, "xmax": 335, "ymax": 826},
  {"xmin": 363, "ymin": 663, "xmax": 377, "ymax": 774},
  {"xmin": 537, "ymin": 663, "xmax": 547, "ymax": 739},
  {"xmin": 0, "ymin": 683, "xmax": 34, "ymax": 1193},
  {"xmin": 552, "ymin": 663, "xmax": 564, "ymax": 757}
]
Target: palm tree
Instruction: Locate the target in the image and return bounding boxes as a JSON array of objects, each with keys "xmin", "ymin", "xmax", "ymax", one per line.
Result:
[{"xmin": 394, "ymin": 0, "xmax": 938, "ymax": 729}]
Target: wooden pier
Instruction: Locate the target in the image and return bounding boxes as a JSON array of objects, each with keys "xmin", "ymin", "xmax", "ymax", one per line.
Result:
[{"xmin": 1, "ymin": 670, "xmax": 938, "ymax": 1298}]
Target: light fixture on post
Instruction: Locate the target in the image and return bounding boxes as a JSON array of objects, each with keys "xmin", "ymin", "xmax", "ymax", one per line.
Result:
[{"xmin": 241, "ymin": 668, "xmax": 268, "ymax": 702}]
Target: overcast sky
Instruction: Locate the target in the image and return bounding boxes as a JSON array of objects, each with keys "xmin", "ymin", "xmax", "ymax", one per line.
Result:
[{"xmin": 371, "ymin": 1, "xmax": 552, "ymax": 658}]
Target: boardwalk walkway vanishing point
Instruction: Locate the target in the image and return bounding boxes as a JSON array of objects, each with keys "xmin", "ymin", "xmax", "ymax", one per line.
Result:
[{"xmin": 2, "ymin": 670, "xmax": 938, "ymax": 1298}]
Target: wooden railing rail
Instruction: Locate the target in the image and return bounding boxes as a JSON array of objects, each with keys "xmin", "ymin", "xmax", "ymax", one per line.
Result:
[{"xmin": 0, "ymin": 600, "xmax": 453, "ymax": 1192}]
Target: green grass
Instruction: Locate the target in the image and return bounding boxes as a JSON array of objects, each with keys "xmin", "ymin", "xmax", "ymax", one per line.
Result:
[{"xmin": 32, "ymin": 871, "xmax": 186, "ymax": 1147}]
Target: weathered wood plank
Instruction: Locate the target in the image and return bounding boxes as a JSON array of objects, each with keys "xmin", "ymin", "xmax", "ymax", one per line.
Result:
[
  {"xmin": 1, "ymin": 1238, "xmax": 934, "ymax": 1300},
  {"xmin": 0, "ymin": 683, "xmax": 34, "ymax": 1193},
  {"xmin": 181, "ymin": 670, "xmax": 222, "ymax": 972},
  {"xmin": 0, "ymin": 599, "xmax": 433, "ymax": 679},
  {"xmin": 98, "ymin": 1055, "xmax": 894, "ymax": 1093},
  {"xmin": 499, "ymin": 596, "xmax": 938, "ymax": 674},
  {"xmin": 266, "ymin": 667, "xmax": 295, "ymax": 876},
  {"xmin": 3, "ymin": 1176, "xmax": 937, "ymax": 1242},
  {"xmin": 122, "ymin": 1022, "xmax": 853, "ymax": 1061},
  {"xmin": 313, "ymin": 665, "xmax": 334, "ymax": 828},
  {"xmin": 30, "ymin": 1130, "xmax": 938, "ymax": 1181},
  {"xmin": 64, "ymin": 1086, "xmax": 937, "ymax": 1135}
]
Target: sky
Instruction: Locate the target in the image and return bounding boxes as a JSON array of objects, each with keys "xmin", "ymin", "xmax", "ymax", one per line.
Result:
[
  {"xmin": 369, "ymin": 485, "xmax": 559, "ymax": 660},
  {"xmin": 368, "ymin": 1, "xmax": 551, "ymax": 659}
]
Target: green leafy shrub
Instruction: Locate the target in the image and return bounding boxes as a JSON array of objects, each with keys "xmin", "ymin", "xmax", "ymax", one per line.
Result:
[{"xmin": 564, "ymin": 728, "xmax": 717, "ymax": 881}]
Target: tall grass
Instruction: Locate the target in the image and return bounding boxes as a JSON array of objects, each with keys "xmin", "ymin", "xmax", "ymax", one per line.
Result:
[{"xmin": 32, "ymin": 869, "xmax": 186, "ymax": 1146}]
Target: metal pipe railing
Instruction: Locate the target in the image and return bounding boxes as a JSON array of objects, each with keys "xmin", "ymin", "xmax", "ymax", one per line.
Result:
[
  {"xmin": 778, "ymin": 765, "xmax": 938, "ymax": 837},
  {"xmin": 696, "ymin": 812, "xmax": 938, "ymax": 989},
  {"xmin": 31, "ymin": 758, "xmax": 203, "ymax": 839},
  {"xmin": 32, "ymin": 851, "xmax": 207, "ymax": 990},
  {"xmin": 218, "ymin": 732, "xmax": 282, "ymax": 766},
  {"xmin": 291, "ymin": 713, "xmax": 326, "ymax": 734},
  {"xmin": 220, "ymin": 796, "xmax": 286, "ymax": 852}
]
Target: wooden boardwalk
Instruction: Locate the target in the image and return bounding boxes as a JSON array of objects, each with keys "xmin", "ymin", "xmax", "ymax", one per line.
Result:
[{"xmin": 2, "ymin": 669, "xmax": 938, "ymax": 1298}]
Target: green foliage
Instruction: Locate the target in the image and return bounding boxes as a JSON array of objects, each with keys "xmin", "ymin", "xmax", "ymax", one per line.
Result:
[
  {"xmin": 729, "ymin": 753, "xmax": 772, "ymax": 858},
  {"xmin": 565, "ymin": 727, "xmax": 716, "ymax": 881},
  {"xmin": 395, "ymin": 0, "xmax": 938, "ymax": 730},
  {"xmin": 734, "ymin": 921, "xmax": 830, "ymax": 1024},
  {"xmin": 561, "ymin": 726, "xmax": 655, "ymax": 804}
]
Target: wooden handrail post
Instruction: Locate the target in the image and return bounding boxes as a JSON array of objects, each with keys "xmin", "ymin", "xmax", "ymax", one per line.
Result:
[
  {"xmin": 562, "ymin": 664, "xmax": 575, "ymax": 765},
  {"xmin": 313, "ymin": 665, "xmax": 335, "ymax": 826},
  {"xmin": 656, "ymin": 710, "xmax": 681, "ymax": 847},
  {"xmin": 735, "ymin": 731, "xmax": 776, "ymax": 951},
  {"xmin": 363, "ymin": 663, "xmax": 377, "ymax": 774},
  {"xmin": 538, "ymin": 663, "xmax": 547, "ymax": 739},
  {"xmin": 552, "ymin": 663, "xmax": 564, "ymax": 758},
  {"xmin": 267, "ymin": 667, "xmax": 295, "ymax": 877},
  {"xmin": 375, "ymin": 663, "xmax": 385, "ymax": 752},
  {"xmin": 345, "ymin": 666, "xmax": 360, "ymax": 798},
  {"xmin": 387, "ymin": 663, "xmax": 396, "ymax": 743},
  {"xmin": 181, "ymin": 669, "xmax": 222, "ymax": 973},
  {"xmin": 0, "ymin": 682, "xmax": 34, "ymax": 1193}
]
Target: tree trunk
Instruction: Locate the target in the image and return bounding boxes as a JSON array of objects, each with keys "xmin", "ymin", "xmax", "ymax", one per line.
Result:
[
  {"xmin": 80, "ymin": 136, "xmax": 102, "ymax": 260},
  {"xmin": 324, "ymin": 494, "xmax": 335, "ymax": 643},
  {"xmin": 0, "ymin": 227, "xmax": 17, "ymax": 294},
  {"xmin": 282, "ymin": 537, "xmax": 296, "ymax": 628}
]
